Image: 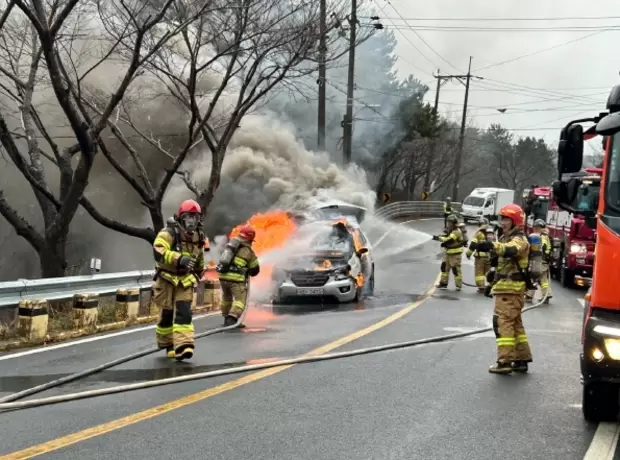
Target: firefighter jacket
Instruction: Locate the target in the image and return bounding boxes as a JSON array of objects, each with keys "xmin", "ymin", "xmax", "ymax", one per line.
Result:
[
  {"xmin": 466, "ymin": 226, "xmax": 490, "ymax": 258},
  {"xmin": 541, "ymin": 230, "xmax": 552, "ymax": 264},
  {"xmin": 490, "ymin": 227, "xmax": 530, "ymax": 295},
  {"xmin": 218, "ymin": 238, "xmax": 260, "ymax": 283},
  {"xmin": 443, "ymin": 202, "xmax": 453, "ymax": 216},
  {"xmin": 439, "ymin": 227, "xmax": 464, "ymax": 255},
  {"xmin": 153, "ymin": 224, "xmax": 205, "ymax": 288}
]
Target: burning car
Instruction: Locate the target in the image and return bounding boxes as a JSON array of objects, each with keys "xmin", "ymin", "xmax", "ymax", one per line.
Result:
[{"xmin": 270, "ymin": 203, "xmax": 375, "ymax": 304}]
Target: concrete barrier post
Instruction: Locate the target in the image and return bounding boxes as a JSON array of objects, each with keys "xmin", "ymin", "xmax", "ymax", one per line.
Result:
[
  {"xmin": 203, "ymin": 278, "xmax": 221, "ymax": 311},
  {"xmin": 72, "ymin": 294, "xmax": 99, "ymax": 329},
  {"xmin": 17, "ymin": 299, "xmax": 49, "ymax": 341},
  {"xmin": 115, "ymin": 288, "xmax": 140, "ymax": 322}
]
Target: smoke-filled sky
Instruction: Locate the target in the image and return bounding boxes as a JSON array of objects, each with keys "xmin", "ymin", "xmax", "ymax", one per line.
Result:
[{"xmin": 367, "ymin": 0, "xmax": 619, "ymax": 156}]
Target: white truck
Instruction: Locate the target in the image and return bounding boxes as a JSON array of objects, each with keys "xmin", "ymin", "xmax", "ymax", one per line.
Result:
[{"xmin": 460, "ymin": 187, "xmax": 514, "ymax": 223}]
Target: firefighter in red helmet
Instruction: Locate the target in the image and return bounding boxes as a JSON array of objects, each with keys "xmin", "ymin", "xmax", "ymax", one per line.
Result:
[
  {"xmin": 152, "ymin": 199, "xmax": 205, "ymax": 361},
  {"xmin": 475, "ymin": 203, "xmax": 533, "ymax": 374},
  {"xmin": 216, "ymin": 224, "xmax": 260, "ymax": 326}
]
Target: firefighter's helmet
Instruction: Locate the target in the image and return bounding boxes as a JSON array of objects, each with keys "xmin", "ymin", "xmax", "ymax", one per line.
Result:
[
  {"xmin": 499, "ymin": 203, "xmax": 525, "ymax": 227},
  {"xmin": 446, "ymin": 214, "xmax": 459, "ymax": 223},
  {"xmin": 533, "ymin": 219, "xmax": 546, "ymax": 228},
  {"xmin": 238, "ymin": 225, "xmax": 256, "ymax": 242},
  {"xmin": 478, "ymin": 217, "xmax": 489, "ymax": 226}
]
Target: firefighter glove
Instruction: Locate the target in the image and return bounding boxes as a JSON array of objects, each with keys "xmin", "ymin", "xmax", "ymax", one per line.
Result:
[
  {"xmin": 177, "ymin": 255, "xmax": 194, "ymax": 271},
  {"xmin": 432, "ymin": 235, "xmax": 440, "ymax": 241},
  {"xmin": 475, "ymin": 241, "xmax": 494, "ymax": 253},
  {"xmin": 486, "ymin": 268, "xmax": 496, "ymax": 284}
]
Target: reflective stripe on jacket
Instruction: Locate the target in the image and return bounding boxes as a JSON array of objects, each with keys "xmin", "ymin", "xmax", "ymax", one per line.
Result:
[
  {"xmin": 491, "ymin": 228, "xmax": 530, "ymax": 294},
  {"xmin": 153, "ymin": 226, "xmax": 205, "ymax": 288},
  {"xmin": 439, "ymin": 228, "xmax": 464, "ymax": 255},
  {"xmin": 218, "ymin": 243, "xmax": 260, "ymax": 283}
]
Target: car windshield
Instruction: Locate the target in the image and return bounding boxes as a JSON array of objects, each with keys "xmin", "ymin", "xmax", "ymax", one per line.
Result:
[
  {"xmin": 463, "ymin": 196, "xmax": 485, "ymax": 207},
  {"xmin": 311, "ymin": 229, "xmax": 353, "ymax": 253},
  {"xmin": 573, "ymin": 182, "xmax": 600, "ymax": 213}
]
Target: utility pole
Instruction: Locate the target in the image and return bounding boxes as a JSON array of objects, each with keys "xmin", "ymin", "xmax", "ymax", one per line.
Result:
[
  {"xmin": 317, "ymin": 0, "xmax": 326, "ymax": 151},
  {"xmin": 423, "ymin": 69, "xmax": 450, "ymax": 193},
  {"xmin": 342, "ymin": 0, "xmax": 357, "ymax": 165},
  {"xmin": 452, "ymin": 56, "xmax": 477, "ymax": 200}
]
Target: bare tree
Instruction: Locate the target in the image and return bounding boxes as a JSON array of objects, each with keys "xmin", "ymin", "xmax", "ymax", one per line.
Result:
[
  {"xmin": 72, "ymin": 0, "xmax": 360, "ymax": 243},
  {"xmin": 0, "ymin": 0, "xmax": 216, "ymax": 277}
]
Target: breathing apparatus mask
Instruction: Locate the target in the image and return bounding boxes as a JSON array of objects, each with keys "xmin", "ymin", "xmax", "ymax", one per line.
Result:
[{"xmin": 178, "ymin": 212, "xmax": 199, "ymax": 233}]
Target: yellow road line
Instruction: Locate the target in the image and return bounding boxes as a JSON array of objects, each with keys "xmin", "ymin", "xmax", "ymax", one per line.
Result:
[{"xmin": 1, "ymin": 277, "xmax": 438, "ymax": 460}]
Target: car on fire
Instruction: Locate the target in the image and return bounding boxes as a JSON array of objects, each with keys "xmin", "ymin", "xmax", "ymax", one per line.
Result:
[{"xmin": 270, "ymin": 202, "xmax": 375, "ymax": 304}]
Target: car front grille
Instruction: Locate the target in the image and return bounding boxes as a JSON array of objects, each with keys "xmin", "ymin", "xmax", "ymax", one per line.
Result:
[{"xmin": 290, "ymin": 271, "xmax": 329, "ymax": 287}]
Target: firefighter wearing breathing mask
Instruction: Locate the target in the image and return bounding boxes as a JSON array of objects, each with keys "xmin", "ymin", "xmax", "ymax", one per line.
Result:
[
  {"xmin": 525, "ymin": 219, "xmax": 553, "ymax": 304},
  {"xmin": 432, "ymin": 214, "xmax": 464, "ymax": 290},
  {"xmin": 217, "ymin": 225, "xmax": 260, "ymax": 327},
  {"xmin": 466, "ymin": 217, "xmax": 491, "ymax": 293},
  {"xmin": 476, "ymin": 203, "xmax": 533, "ymax": 374},
  {"xmin": 152, "ymin": 199, "xmax": 205, "ymax": 361}
]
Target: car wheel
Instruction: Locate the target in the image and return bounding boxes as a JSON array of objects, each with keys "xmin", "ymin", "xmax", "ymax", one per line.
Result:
[
  {"xmin": 583, "ymin": 382, "xmax": 619, "ymax": 422},
  {"xmin": 561, "ymin": 262, "xmax": 574, "ymax": 288}
]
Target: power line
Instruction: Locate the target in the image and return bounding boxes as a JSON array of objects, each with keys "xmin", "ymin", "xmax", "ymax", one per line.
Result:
[
  {"xmin": 381, "ymin": 0, "xmax": 461, "ymax": 73},
  {"xmin": 359, "ymin": 15, "xmax": 620, "ymax": 22},
  {"xmin": 473, "ymin": 30, "xmax": 605, "ymax": 71},
  {"xmin": 376, "ymin": 24, "xmax": 620, "ymax": 32}
]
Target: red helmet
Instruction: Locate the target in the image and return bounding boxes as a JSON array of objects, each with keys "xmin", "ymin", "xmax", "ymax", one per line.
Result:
[
  {"xmin": 499, "ymin": 203, "xmax": 525, "ymax": 227},
  {"xmin": 176, "ymin": 199, "xmax": 201, "ymax": 217},
  {"xmin": 238, "ymin": 225, "xmax": 256, "ymax": 242}
]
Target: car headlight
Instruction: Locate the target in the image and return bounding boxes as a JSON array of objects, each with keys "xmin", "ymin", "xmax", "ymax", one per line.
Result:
[
  {"xmin": 334, "ymin": 272, "xmax": 349, "ymax": 281},
  {"xmin": 570, "ymin": 243, "xmax": 587, "ymax": 254},
  {"xmin": 605, "ymin": 339, "xmax": 620, "ymax": 360}
]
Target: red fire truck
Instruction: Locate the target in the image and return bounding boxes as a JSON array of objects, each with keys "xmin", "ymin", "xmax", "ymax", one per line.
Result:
[{"xmin": 523, "ymin": 170, "xmax": 601, "ymax": 289}]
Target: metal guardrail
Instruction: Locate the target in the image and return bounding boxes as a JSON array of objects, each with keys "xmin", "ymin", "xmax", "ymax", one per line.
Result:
[
  {"xmin": 0, "ymin": 270, "xmax": 156, "ymax": 309},
  {"xmin": 374, "ymin": 200, "xmax": 462, "ymax": 220},
  {"xmin": 0, "ymin": 200, "xmax": 461, "ymax": 309}
]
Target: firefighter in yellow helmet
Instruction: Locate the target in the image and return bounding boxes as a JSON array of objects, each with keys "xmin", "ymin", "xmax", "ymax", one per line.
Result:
[
  {"xmin": 466, "ymin": 217, "xmax": 491, "ymax": 293},
  {"xmin": 432, "ymin": 214, "xmax": 463, "ymax": 290},
  {"xmin": 525, "ymin": 219, "xmax": 553, "ymax": 304},
  {"xmin": 216, "ymin": 225, "xmax": 260, "ymax": 327},
  {"xmin": 152, "ymin": 199, "xmax": 205, "ymax": 361},
  {"xmin": 476, "ymin": 203, "xmax": 532, "ymax": 374}
]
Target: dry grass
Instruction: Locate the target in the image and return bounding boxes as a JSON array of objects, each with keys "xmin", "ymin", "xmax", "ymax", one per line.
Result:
[
  {"xmin": 0, "ymin": 320, "xmax": 18, "ymax": 340},
  {"xmin": 97, "ymin": 295, "xmax": 117, "ymax": 324},
  {"xmin": 47, "ymin": 299, "xmax": 74, "ymax": 332}
]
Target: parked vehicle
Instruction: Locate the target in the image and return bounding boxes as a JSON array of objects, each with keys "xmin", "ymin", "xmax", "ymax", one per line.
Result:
[{"xmin": 461, "ymin": 187, "xmax": 514, "ymax": 223}]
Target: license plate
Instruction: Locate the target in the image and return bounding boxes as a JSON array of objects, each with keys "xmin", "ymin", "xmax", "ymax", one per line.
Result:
[
  {"xmin": 297, "ymin": 288, "xmax": 324, "ymax": 295},
  {"xmin": 577, "ymin": 258, "xmax": 586, "ymax": 264}
]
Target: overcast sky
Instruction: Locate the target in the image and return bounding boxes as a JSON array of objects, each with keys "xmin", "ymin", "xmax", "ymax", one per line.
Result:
[{"xmin": 366, "ymin": 0, "xmax": 620, "ymax": 156}]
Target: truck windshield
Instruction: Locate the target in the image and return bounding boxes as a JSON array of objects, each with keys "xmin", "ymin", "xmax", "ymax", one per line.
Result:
[
  {"xmin": 463, "ymin": 196, "xmax": 485, "ymax": 207},
  {"xmin": 573, "ymin": 182, "xmax": 600, "ymax": 213},
  {"xmin": 608, "ymin": 132, "xmax": 620, "ymax": 212},
  {"xmin": 531, "ymin": 199, "xmax": 548, "ymax": 221}
]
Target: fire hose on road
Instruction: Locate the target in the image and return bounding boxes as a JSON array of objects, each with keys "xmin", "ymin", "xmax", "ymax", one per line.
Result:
[{"xmin": 0, "ymin": 218, "xmax": 550, "ymax": 411}]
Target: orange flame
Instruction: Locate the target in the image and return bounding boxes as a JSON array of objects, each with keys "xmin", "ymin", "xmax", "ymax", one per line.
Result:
[
  {"xmin": 313, "ymin": 259, "xmax": 333, "ymax": 271},
  {"xmin": 229, "ymin": 210, "xmax": 297, "ymax": 283}
]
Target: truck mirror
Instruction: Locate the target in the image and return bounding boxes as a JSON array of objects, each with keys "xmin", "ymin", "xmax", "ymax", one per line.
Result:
[
  {"xmin": 596, "ymin": 111, "xmax": 620, "ymax": 136},
  {"xmin": 553, "ymin": 179, "xmax": 582, "ymax": 210},
  {"xmin": 558, "ymin": 124, "xmax": 584, "ymax": 175}
]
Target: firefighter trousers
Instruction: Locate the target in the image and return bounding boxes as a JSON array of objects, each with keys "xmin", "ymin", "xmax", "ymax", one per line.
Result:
[
  {"xmin": 474, "ymin": 257, "xmax": 491, "ymax": 289},
  {"xmin": 440, "ymin": 253, "xmax": 462, "ymax": 288},
  {"xmin": 526, "ymin": 265, "xmax": 552, "ymax": 300},
  {"xmin": 152, "ymin": 279, "xmax": 195, "ymax": 354},
  {"xmin": 493, "ymin": 293, "xmax": 532, "ymax": 363},
  {"xmin": 220, "ymin": 279, "xmax": 248, "ymax": 319}
]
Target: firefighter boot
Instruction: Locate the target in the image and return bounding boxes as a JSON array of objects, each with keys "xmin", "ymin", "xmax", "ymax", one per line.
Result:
[
  {"xmin": 488, "ymin": 362, "xmax": 513, "ymax": 374},
  {"xmin": 175, "ymin": 345, "xmax": 194, "ymax": 362},
  {"xmin": 512, "ymin": 361, "xmax": 529, "ymax": 373},
  {"xmin": 166, "ymin": 346, "xmax": 175, "ymax": 359}
]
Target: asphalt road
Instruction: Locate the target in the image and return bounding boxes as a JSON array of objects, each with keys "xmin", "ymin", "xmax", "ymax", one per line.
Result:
[{"xmin": 0, "ymin": 218, "xmax": 609, "ymax": 460}]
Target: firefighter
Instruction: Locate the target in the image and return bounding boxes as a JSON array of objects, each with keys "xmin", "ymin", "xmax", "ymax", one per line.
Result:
[
  {"xmin": 466, "ymin": 217, "xmax": 491, "ymax": 293},
  {"xmin": 443, "ymin": 197, "xmax": 453, "ymax": 228},
  {"xmin": 458, "ymin": 222, "xmax": 469, "ymax": 247},
  {"xmin": 529, "ymin": 219, "xmax": 553, "ymax": 304},
  {"xmin": 432, "ymin": 214, "xmax": 463, "ymax": 290},
  {"xmin": 152, "ymin": 199, "xmax": 205, "ymax": 361},
  {"xmin": 476, "ymin": 203, "xmax": 533, "ymax": 374},
  {"xmin": 216, "ymin": 225, "xmax": 260, "ymax": 326}
]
